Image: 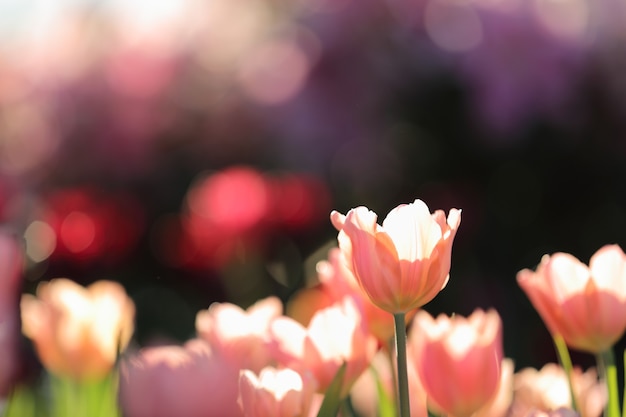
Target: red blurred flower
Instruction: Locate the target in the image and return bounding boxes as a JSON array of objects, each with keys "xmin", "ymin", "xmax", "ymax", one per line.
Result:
[
  {"xmin": 39, "ymin": 187, "xmax": 144, "ymax": 266},
  {"xmin": 154, "ymin": 166, "xmax": 331, "ymax": 270}
]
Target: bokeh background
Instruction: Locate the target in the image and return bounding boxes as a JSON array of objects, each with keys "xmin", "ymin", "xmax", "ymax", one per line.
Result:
[{"xmin": 2, "ymin": 0, "xmax": 626, "ymax": 384}]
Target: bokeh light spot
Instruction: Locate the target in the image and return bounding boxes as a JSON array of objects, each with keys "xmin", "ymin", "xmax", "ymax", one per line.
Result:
[
  {"xmin": 24, "ymin": 220, "xmax": 57, "ymax": 263},
  {"xmin": 188, "ymin": 167, "xmax": 269, "ymax": 232},
  {"xmin": 532, "ymin": 0, "xmax": 589, "ymax": 41},
  {"xmin": 60, "ymin": 211, "xmax": 96, "ymax": 253},
  {"xmin": 424, "ymin": 0, "xmax": 483, "ymax": 52},
  {"xmin": 237, "ymin": 38, "xmax": 311, "ymax": 105}
]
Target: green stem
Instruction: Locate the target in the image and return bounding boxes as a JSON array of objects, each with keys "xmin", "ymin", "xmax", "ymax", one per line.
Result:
[
  {"xmin": 553, "ymin": 334, "xmax": 579, "ymax": 413},
  {"xmin": 394, "ymin": 313, "xmax": 410, "ymax": 417},
  {"xmin": 597, "ymin": 349, "xmax": 620, "ymax": 417},
  {"xmin": 622, "ymin": 349, "xmax": 626, "ymax": 417},
  {"xmin": 50, "ymin": 372, "xmax": 121, "ymax": 417}
]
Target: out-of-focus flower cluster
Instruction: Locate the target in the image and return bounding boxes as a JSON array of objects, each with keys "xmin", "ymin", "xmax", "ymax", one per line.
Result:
[{"xmin": 4, "ymin": 198, "xmax": 626, "ymax": 417}]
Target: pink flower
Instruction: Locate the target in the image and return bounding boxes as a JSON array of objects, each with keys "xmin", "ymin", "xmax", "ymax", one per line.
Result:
[
  {"xmin": 196, "ymin": 296, "xmax": 282, "ymax": 372},
  {"xmin": 517, "ymin": 244, "xmax": 626, "ymax": 353},
  {"xmin": 270, "ymin": 297, "xmax": 377, "ymax": 398},
  {"xmin": 120, "ymin": 339, "xmax": 242, "ymax": 417},
  {"xmin": 471, "ymin": 358, "xmax": 514, "ymax": 417},
  {"xmin": 287, "ymin": 248, "xmax": 414, "ymax": 343},
  {"xmin": 20, "ymin": 278, "xmax": 135, "ymax": 381},
  {"xmin": 509, "ymin": 363, "xmax": 606, "ymax": 417},
  {"xmin": 319, "ymin": 248, "xmax": 415, "ymax": 342},
  {"xmin": 330, "ymin": 199, "xmax": 461, "ymax": 313},
  {"xmin": 238, "ymin": 367, "xmax": 318, "ymax": 417},
  {"xmin": 409, "ymin": 309, "xmax": 503, "ymax": 417},
  {"xmin": 526, "ymin": 408, "xmax": 581, "ymax": 417}
]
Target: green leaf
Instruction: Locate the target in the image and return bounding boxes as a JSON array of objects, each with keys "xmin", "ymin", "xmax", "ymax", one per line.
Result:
[
  {"xmin": 372, "ymin": 366, "xmax": 396, "ymax": 417},
  {"xmin": 3, "ymin": 385, "xmax": 39, "ymax": 417},
  {"xmin": 316, "ymin": 362, "xmax": 347, "ymax": 417}
]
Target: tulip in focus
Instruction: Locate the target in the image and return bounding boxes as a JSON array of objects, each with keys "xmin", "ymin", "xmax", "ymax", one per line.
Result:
[
  {"xmin": 196, "ymin": 296, "xmax": 282, "ymax": 372},
  {"xmin": 270, "ymin": 296, "xmax": 377, "ymax": 398},
  {"xmin": 238, "ymin": 366, "xmax": 318, "ymax": 417},
  {"xmin": 509, "ymin": 363, "xmax": 606, "ymax": 417},
  {"xmin": 330, "ymin": 199, "xmax": 461, "ymax": 313},
  {"xmin": 120, "ymin": 339, "xmax": 242, "ymax": 417},
  {"xmin": 517, "ymin": 245, "xmax": 626, "ymax": 353},
  {"xmin": 20, "ymin": 278, "xmax": 135, "ymax": 381},
  {"xmin": 408, "ymin": 308, "xmax": 503, "ymax": 417}
]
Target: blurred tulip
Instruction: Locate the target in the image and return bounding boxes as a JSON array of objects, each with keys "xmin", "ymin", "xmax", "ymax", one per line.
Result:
[
  {"xmin": 286, "ymin": 285, "xmax": 334, "ymax": 327},
  {"xmin": 238, "ymin": 366, "xmax": 318, "ymax": 417},
  {"xmin": 472, "ymin": 358, "xmax": 514, "ymax": 417},
  {"xmin": 330, "ymin": 199, "xmax": 461, "ymax": 313},
  {"xmin": 120, "ymin": 338, "xmax": 242, "ymax": 417},
  {"xmin": 526, "ymin": 408, "xmax": 581, "ymax": 417},
  {"xmin": 508, "ymin": 363, "xmax": 606, "ymax": 417},
  {"xmin": 408, "ymin": 308, "xmax": 503, "ymax": 417},
  {"xmin": 195, "ymin": 296, "xmax": 282, "ymax": 372},
  {"xmin": 287, "ymin": 248, "xmax": 412, "ymax": 344},
  {"xmin": 40, "ymin": 188, "xmax": 144, "ymax": 266},
  {"xmin": 317, "ymin": 248, "xmax": 415, "ymax": 343},
  {"xmin": 0, "ymin": 231, "xmax": 23, "ymax": 396},
  {"xmin": 517, "ymin": 244, "xmax": 626, "ymax": 353},
  {"xmin": 20, "ymin": 278, "xmax": 135, "ymax": 381},
  {"xmin": 270, "ymin": 297, "xmax": 377, "ymax": 398}
]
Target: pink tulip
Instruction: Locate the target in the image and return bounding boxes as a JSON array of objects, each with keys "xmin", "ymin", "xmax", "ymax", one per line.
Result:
[
  {"xmin": 196, "ymin": 296, "xmax": 282, "ymax": 372},
  {"xmin": 526, "ymin": 408, "xmax": 581, "ymax": 417},
  {"xmin": 287, "ymin": 248, "xmax": 413, "ymax": 344},
  {"xmin": 318, "ymin": 248, "xmax": 414, "ymax": 343},
  {"xmin": 238, "ymin": 367, "xmax": 318, "ymax": 417},
  {"xmin": 470, "ymin": 358, "xmax": 514, "ymax": 417},
  {"xmin": 286, "ymin": 285, "xmax": 335, "ymax": 328},
  {"xmin": 509, "ymin": 363, "xmax": 606, "ymax": 417},
  {"xmin": 120, "ymin": 339, "xmax": 242, "ymax": 417},
  {"xmin": 20, "ymin": 278, "xmax": 135, "ymax": 381},
  {"xmin": 270, "ymin": 297, "xmax": 377, "ymax": 398},
  {"xmin": 409, "ymin": 309, "xmax": 503, "ymax": 417},
  {"xmin": 517, "ymin": 244, "xmax": 626, "ymax": 353},
  {"xmin": 330, "ymin": 199, "xmax": 461, "ymax": 313}
]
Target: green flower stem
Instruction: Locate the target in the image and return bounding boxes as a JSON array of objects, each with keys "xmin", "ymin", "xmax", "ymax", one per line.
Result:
[
  {"xmin": 394, "ymin": 313, "xmax": 410, "ymax": 417},
  {"xmin": 50, "ymin": 372, "xmax": 121, "ymax": 417},
  {"xmin": 622, "ymin": 349, "xmax": 626, "ymax": 417},
  {"xmin": 552, "ymin": 334, "xmax": 579, "ymax": 413},
  {"xmin": 597, "ymin": 349, "xmax": 620, "ymax": 417}
]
